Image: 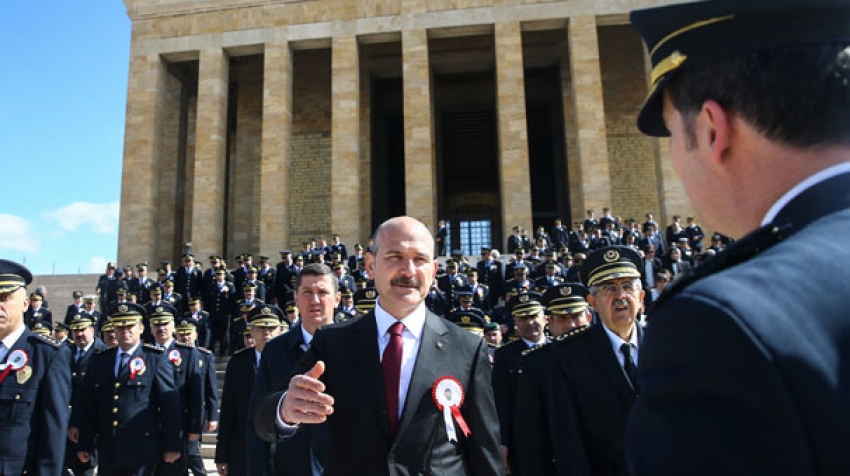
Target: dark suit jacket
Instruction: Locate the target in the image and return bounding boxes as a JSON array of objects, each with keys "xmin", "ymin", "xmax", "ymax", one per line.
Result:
[
  {"xmin": 215, "ymin": 346, "xmax": 256, "ymax": 475},
  {"xmin": 67, "ymin": 339, "xmax": 108, "ymax": 469},
  {"xmin": 251, "ymin": 323, "xmax": 328, "ymax": 475},
  {"xmin": 0, "ymin": 329, "xmax": 71, "ymax": 475},
  {"xmin": 256, "ymin": 310, "xmax": 503, "ymax": 476},
  {"xmin": 166, "ymin": 341, "xmax": 204, "ymax": 435},
  {"xmin": 491, "ymin": 338, "xmax": 535, "ymax": 474},
  {"xmin": 77, "ymin": 344, "xmax": 181, "ymax": 472},
  {"xmin": 627, "ymin": 172, "xmax": 850, "ymax": 475},
  {"xmin": 513, "ymin": 343, "xmax": 557, "ymax": 476},
  {"xmin": 550, "ymin": 323, "xmax": 642, "ymax": 476}
]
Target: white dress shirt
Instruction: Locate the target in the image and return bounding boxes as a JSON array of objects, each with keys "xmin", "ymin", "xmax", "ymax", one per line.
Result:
[
  {"xmin": 0, "ymin": 324, "xmax": 27, "ymax": 362},
  {"xmin": 374, "ymin": 298, "xmax": 426, "ymax": 420},
  {"xmin": 762, "ymin": 162, "xmax": 850, "ymax": 225},
  {"xmin": 602, "ymin": 324, "xmax": 639, "ymax": 368},
  {"xmin": 115, "ymin": 343, "xmax": 141, "ymax": 376}
]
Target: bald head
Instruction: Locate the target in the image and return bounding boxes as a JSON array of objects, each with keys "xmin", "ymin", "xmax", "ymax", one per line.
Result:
[{"xmin": 372, "ymin": 216, "xmax": 435, "ymax": 257}]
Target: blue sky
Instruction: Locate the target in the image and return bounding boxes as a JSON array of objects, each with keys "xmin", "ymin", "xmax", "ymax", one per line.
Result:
[{"xmin": 1, "ymin": 1, "xmax": 130, "ymax": 275}]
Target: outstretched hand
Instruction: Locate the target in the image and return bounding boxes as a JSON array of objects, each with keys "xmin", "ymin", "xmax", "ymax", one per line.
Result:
[{"xmin": 280, "ymin": 361, "xmax": 334, "ymax": 425}]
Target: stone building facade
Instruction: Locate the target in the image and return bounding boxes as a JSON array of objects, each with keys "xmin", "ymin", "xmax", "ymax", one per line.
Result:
[{"xmin": 118, "ymin": 0, "xmax": 692, "ymax": 265}]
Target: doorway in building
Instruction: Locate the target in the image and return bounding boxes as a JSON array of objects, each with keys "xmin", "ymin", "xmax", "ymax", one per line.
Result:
[{"xmin": 435, "ymin": 70, "xmax": 501, "ymax": 254}]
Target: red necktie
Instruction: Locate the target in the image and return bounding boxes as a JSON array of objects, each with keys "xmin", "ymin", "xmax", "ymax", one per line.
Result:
[{"xmin": 382, "ymin": 321, "xmax": 405, "ymax": 436}]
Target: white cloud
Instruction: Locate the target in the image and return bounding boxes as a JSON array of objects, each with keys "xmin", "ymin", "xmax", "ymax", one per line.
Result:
[
  {"xmin": 0, "ymin": 214, "xmax": 40, "ymax": 253},
  {"xmin": 43, "ymin": 201, "xmax": 120, "ymax": 234},
  {"xmin": 86, "ymin": 256, "xmax": 110, "ymax": 273}
]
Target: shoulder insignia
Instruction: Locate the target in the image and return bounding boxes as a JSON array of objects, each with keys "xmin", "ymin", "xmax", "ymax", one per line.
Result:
[
  {"xmin": 197, "ymin": 347, "xmax": 212, "ymax": 355},
  {"xmin": 555, "ymin": 325, "xmax": 590, "ymax": 342},
  {"xmin": 94, "ymin": 348, "xmax": 110, "ymax": 356},
  {"xmin": 487, "ymin": 342, "xmax": 499, "ymax": 349},
  {"xmin": 174, "ymin": 342, "xmax": 193, "ymax": 349},
  {"xmin": 143, "ymin": 343, "xmax": 165, "ymax": 353},
  {"xmin": 31, "ymin": 333, "xmax": 62, "ymax": 347},
  {"xmin": 232, "ymin": 346, "xmax": 252, "ymax": 356},
  {"xmin": 521, "ymin": 343, "xmax": 549, "ymax": 357}
]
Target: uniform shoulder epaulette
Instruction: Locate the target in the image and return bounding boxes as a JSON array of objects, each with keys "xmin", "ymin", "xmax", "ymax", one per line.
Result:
[
  {"xmin": 487, "ymin": 342, "xmax": 499, "ymax": 349},
  {"xmin": 143, "ymin": 343, "xmax": 165, "ymax": 353},
  {"xmin": 30, "ymin": 333, "xmax": 62, "ymax": 347},
  {"xmin": 232, "ymin": 346, "xmax": 252, "ymax": 356},
  {"xmin": 196, "ymin": 346, "xmax": 212, "ymax": 355},
  {"xmin": 174, "ymin": 342, "xmax": 193, "ymax": 349},
  {"xmin": 94, "ymin": 347, "xmax": 111, "ymax": 356},
  {"xmin": 555, "ymin": 325, "xmax": 590, "ymax": 342},
  {"xmin": 521, "ymin": 342, "xmax": 549, "ymax": 357}
]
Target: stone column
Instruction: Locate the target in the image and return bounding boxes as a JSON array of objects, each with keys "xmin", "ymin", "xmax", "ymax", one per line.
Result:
[
  {"xmin": 191, "ymin": 48, "xmax": 229, "ymax": 258},
  {"xmin": 331, "ymin": 36, "xmax": 361, "ymax": 244},
  {"xmin": 495, "ymin": 22, "xmax": 533, "ymax": 238},
  {"xmin": 402, "ymin": 29, "xmax": 437, "ymax": 230},
  {"xmin": 259, "ymin": 42, "xmax": 293, "ymax": 254},
  {"xmin": 118, "ymin": 54, "xmax": 167, "ymax": 265},
  {"xmin": 567, "ymin": 16, "xmax": 611, "ymax": 221}
]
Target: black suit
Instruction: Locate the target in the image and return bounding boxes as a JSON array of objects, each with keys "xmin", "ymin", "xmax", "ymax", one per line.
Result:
[
  {"xmin": 513, "ymin": 344, "xmax": 557, "ymax": 476},
  {"xmin": 77, "ymin": 344, "xmax": 181, "ymax": 474},
  {"xmin": 215, "ymin": 346, "xmax": 256, "ymax": 475},
  {"xmin": 256, "ymin": 310, "xmax": 503, "ymax": 476},
  {"xmin": 67, "ymin": 339, "xmax": 108, "ymax": 475},
  {"xmin": 550, "ymin": 324, "xmax": 642, "ymax": 476},
  {"xmin": 251, "ymin": 323, "xmax": 328, "ymax": 475},
  {"xmin": 0, "ymin": 329, "xmax": 71, "ymax": 475},
  {"xmin": 627, "ymin": 172, "xmax": 850, "ymax": 475}
]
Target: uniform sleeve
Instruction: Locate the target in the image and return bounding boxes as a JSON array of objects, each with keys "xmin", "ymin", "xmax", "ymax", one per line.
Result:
[
  {"xmin": 490, "ymin": 347, "xmax": 512, "ymax": 446},
  {"xmin": 513, "ymin": 351, "xmax": 555, "ymax": 476},
  {"xmin": 549, "ymin": 351, "xmax": 592, "ymax": 476},
  {"xmin": 204, "ymin": 354, "xmax": 219, "ymax": 423},
  {"xmin": 186, "ymin": 348, "xmax": 205, "ymax": 434},
  {"xmin": 465, "ymin": 337, "xmax": 505, "ymax": 475},
  {"xmin": 76, "ymin": 354, "xmax": 98, "ymax": 453},
  {"xmin": 625, "ymin": 294, "xmax": 810, "ymax": 475},
  {"xmin": 34, "ymin": 343, "xmax": 72, "ymax": 474},
  {"xmin": 247, "ymin": 347, "xmax": 274, "ymax": 474},
  {"xmin": 154, "ymin": 352, "xmax": 183, "ymax": 453}
]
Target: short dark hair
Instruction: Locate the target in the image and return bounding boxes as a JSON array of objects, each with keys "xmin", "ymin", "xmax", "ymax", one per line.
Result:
[
  {"xmin": 294, "ymin": 263, "xmax": 338, "ymax": 293},
  {"xmin": 667, "ymin": 43, "xmax": 850, "ymax": 149}
]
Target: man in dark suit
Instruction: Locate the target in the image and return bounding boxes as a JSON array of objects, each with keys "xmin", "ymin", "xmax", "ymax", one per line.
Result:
[
  {"xmin": 66, "ymin": 313, "xmax": 107, "ymax": 476},
  {"xmin": 216, "ymin": 304, "xmax": 286, "ymax": 476},
  {"xmin": 149, "ymin": 303, "xmax": 204, "ymax": 475},
  {"xmin": 175, "ymin": 318, "xmax": 219, "ymax": 476},
  {"xmin": 548, "ymin": 246, "xmax": 644, "ymax": 475},
  {"xmin": 627, "ymin": 2, "xmax": 850, "ymax": 474},
  {"xmin": 175, "ymin": 254, "xmax": 203, "ymax": 300},
  {"xmin": 435, "ymin": 220, "xmax": 448, "ymax": 257},
  {"xmin": 76, "ymin": 302, "xmax": 182, "ymax": 475},
  {"xmin": 476, "ymin": 247, "xmax": 503, "ymax": 309},
  {"xmin": 491, "ymin": 292, "xmax": 549, "ymax": 475},
  {"xmin": 65, "ymin": 290, "xmax": 85, "ymax": 324},
  {"xmin": 259, "ymin": 216, "xmax": 503, "ymax": 475},
  {"xmin": 0, "ymin": 259, "xmax": 72, "ymax": 475},
  {"xmin": 251, "ymin": 264, "xmax": 337, "ymax": 475},
  {"xmin": 512, "ymin": 284, "xmax": 592, "ymax": 476}
]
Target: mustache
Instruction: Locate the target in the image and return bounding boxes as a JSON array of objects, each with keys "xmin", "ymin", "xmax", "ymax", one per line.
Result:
[
  {"xmin": 613, "ymin": 299, "xmax": 629, "ymax": 307},
  {"xmin": 390, "ymin": 276, "xmax": 420, "ymax": 287}
]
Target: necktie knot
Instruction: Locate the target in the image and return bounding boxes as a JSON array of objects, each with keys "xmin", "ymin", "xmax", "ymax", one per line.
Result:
[{"xmin": 389, "ymin": 321, "xmax": 404, "ymax": 338}]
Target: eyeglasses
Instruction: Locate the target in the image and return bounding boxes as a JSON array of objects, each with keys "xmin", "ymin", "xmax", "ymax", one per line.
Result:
[{"xmin": 596, "ymin": 280, "xmax": 639, "ymax": 296}]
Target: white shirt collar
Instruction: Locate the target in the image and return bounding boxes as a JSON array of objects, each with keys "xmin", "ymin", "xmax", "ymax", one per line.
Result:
[
  {"xmin": 1, "ymin": 324, "xmax": 27, "ymax": 354},
  {"xmin": 762, "ymin": 162, "xmax": 850, "ymax": 225},
  {"xmin": 374, "ymin": 297, "xmax": 426, "ymax": 341},
  {"xmin": 118, "ymin": 342, "xmax": 141, "ymax": 357},
  {"xmin": 602, "ymin": 322, "xmax": 638, "ymax": 355},
  {"xmin": 521, "ymin": 336, "xmax": 547, "ymax": 347}
]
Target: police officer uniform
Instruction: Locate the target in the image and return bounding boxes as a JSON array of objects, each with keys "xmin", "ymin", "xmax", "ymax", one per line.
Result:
[
  {"xmin": 66, "ymin": 313, "xmax": 107, "ymax": 476},
  {"xmin": 0, "ymin": 260, "xmax": 72, "ymax": 475},
  {"xmin": 512, "ymin": 284, "xmax": 591, "ymax": 476},
  {"xmin": 76, "ymin": 302, "xmax": 182, "ymax": 475}
]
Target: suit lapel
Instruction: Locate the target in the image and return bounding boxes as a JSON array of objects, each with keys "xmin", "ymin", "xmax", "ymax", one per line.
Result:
[
  {"xmin": 350, "ymin": 314, "xmax": 389, "ymax": 437},
  {"xmin": 587, "ymin": 324, "xmax": 636, "ymax": 399},
  {"xmin": 395, "ymin": 312, "xmax": 449, "ymax": 439}
]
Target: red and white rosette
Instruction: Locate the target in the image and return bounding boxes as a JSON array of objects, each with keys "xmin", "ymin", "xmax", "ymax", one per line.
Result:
[
  {"xmin": 129, "ymin": 356, "xmax": 146, "ymax": 379},
  {"xmin": 168, "ymin": 349, "xmax": 182, "ymax": 366},
  {"xmin": 0, "ymin": 350, "xmax": 29, "ymax": 384},
  {"xmin": 432, "ymin": 376, "xmax": 471, "ymax": 442}
]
